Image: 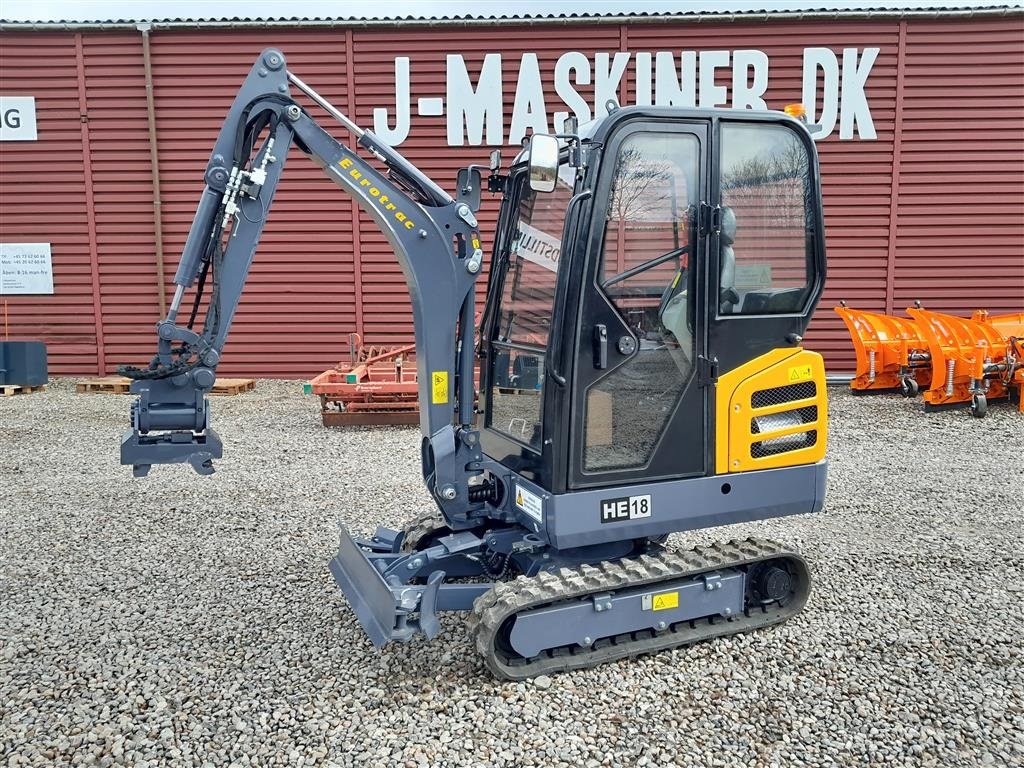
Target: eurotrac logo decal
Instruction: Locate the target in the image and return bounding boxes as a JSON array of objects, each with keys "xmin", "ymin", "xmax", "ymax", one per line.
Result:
[
  {"xmin": 335, "ymin": 152, "xmax": 417, "ymax": 230},
  {"xmin": 371, "ymin": 47, "xmax": 880, "ymax": 147}
]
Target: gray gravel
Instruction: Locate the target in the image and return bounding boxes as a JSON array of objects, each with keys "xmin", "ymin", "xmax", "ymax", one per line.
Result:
[{"xmin": 2, "ymin": 379, "xmax": 1022, "ymax": 767}]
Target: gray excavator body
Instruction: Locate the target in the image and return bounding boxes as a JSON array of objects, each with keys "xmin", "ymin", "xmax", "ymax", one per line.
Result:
[{"xmin": 120, "ymin": 49, "xmax": 829, "ymax": 678}]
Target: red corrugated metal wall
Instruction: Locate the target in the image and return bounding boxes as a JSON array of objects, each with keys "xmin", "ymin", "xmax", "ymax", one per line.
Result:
[
  {"xmin": 1, "ymin": 16, "xmax": 1021, "ymax": 376},
  {"xmin": 892, "ymin": 19, "xmax": 1024, "ymax": 316},
  {"xmin": 0, "ymin": 34, "xmax": 98, "ymax": 373},
  {"xmin": 84, "ymin": 34, "xmax": 160, "ymax": 374}
]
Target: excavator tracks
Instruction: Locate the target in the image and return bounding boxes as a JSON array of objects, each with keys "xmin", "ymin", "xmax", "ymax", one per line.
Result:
[
  {"xmin": 400, "ymin": 510, "xmax": 451, "ymax": 552},
  {"xmin": 467, "ymin": 537, "xmax": 809, "ymax": 680}
]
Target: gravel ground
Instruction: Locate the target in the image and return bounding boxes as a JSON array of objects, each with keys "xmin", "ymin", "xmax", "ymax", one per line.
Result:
[{"xmin": 2, "ymin": 378, "xmax": 1022, "ymax": 768}]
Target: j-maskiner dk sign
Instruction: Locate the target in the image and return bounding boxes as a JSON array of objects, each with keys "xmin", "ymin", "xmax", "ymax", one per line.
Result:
[{"xmin": 372, "ymin": 47, "xmax": 880, "ymax": 146}]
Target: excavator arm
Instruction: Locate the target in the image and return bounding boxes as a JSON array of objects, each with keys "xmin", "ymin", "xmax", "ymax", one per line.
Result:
[{"xmin": 120, "ymin": 49, "xmax": 487, "ymax": 521}]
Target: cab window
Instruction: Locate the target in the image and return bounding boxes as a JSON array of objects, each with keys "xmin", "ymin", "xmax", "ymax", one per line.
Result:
[
  {"xmin": 487, "ymin": 168, "xmax": 573, "ymax": 450},
  {"xmin": 718, "ymin": 123, "xmax": 814, "ymax": 315}
]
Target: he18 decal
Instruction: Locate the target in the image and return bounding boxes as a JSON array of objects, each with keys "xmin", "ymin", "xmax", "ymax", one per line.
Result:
[{"xmin": 600, "ymin": 494, "xmax": 652, "ymax": 523}]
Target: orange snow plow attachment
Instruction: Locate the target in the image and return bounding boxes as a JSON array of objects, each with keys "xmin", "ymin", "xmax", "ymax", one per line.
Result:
[
  {"xmin": 975, "ymin": 311, "xmax": 1024, "ymax": 413},
  {"xmin": 834, "ymin": 305, "xmax": 931, "ymax": 396},
  {"xmin": 1012, "ymin": 342, "xmax": 1024, "ymax": 414},
  {"xmin": 906, "ymin": 307, "xmax": 1022, "ymax": 416},
  {"xmin": 976, "ymin": 310, "xmax": 1024, "ymax": 340}
]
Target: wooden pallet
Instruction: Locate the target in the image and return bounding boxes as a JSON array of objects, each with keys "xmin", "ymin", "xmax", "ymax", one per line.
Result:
[
  {"xmin": 208, "ymin": 378, "xmax": 256, "ymax": 396},
  {"xmin": 0, "ymin": 383, "xmax": 46, "ymax": 397},
  {"xmin": 495, "ymin": 386, "xmax": 541, "ymax": 395},
  {"xmin": 76, "ymin": 376, "xmax": 133, "ymax": 394},
  {"xmin": 76, "ymin": 376, "xmax": 255, "ymax": 396}
]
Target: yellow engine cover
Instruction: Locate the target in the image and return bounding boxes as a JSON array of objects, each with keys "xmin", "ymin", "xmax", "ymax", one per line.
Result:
[{"xmin": 714, "ymin": 348, "xmax": 828, "ymax": 474}]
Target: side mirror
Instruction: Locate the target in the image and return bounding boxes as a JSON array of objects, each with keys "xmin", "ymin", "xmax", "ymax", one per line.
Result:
[
  {"xmin": 528, "ymin": 134, "xmax": 560, "ymax": 193},
  {"xmin": 489, "ymin": 149, "xmax": 501, "ymax": 171},
  {"xmin": 455, "ymin": 167, "xmax": 482, "ymax": 212}
]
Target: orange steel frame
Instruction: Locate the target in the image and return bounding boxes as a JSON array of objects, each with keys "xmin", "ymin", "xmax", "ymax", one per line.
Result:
[
  {"xmin": 837, "ymin": 306, "xmax": 1024, "ymax": 413},
  {"xmin": 309, "ymin": 336, "xmax": 419, "ymax": 426},
  {"xmin": 905, "ymin": 308, "xmax": 1021, "ymax": 409},
  {"xmin": 834, "ymin": 306, "xmax": 930, "ymax": 391}
]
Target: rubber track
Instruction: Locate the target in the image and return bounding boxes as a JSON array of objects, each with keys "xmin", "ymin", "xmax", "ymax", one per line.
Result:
[
  {"xmin": 467, "ymin": 537, "xmax": 810, "ymax": 680},
  {"xmin": 400, "ymin": 510, "xmax": 449, "ymax": 552}
]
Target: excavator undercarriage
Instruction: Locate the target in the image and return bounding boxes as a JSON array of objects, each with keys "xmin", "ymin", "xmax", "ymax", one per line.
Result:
[
  {"xmin": 337, "ymin": 513, "xmax": 811, "ymax": 680},
  {"xmin": 470, "ymin": 538, "xmax": 809, "ymax": 680}
]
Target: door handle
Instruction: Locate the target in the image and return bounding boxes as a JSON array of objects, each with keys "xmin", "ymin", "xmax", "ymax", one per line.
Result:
[{"xmin": 593, "ymin": 324, "xmax": 608, "ymax": 369}]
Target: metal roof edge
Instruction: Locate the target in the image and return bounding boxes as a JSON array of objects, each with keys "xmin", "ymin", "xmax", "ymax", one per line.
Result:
[{"xmin": 1, "ymin": 6, "xmax": 1022, "ymax": 32}]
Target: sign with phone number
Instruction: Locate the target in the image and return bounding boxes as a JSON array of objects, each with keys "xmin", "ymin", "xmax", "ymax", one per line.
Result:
[{"xmin": 1, "ymin": 243, "xmax": 54, "ymax": 295}]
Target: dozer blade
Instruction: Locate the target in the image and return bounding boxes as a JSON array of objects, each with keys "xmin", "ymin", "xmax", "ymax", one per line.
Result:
[
  {"xmin": 328, "ymin": 526, "xmax": 405, "ymax": 648},
  {"xmin": 834, "ymin": 306, "xmax": 930, "ymax": 392},
  {"xmin": 328, "ymin": 524, "xmax": 451, "ymax": 648}
]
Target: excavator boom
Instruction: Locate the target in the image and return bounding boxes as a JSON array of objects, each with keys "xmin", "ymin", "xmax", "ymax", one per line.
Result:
[{"xmin": 120, "ymin": 49, "xmax": 487, "ymax": 525}]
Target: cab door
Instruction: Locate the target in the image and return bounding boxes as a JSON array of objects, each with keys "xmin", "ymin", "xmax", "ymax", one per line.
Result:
[{"xmin": 569, "ymin": 122, "xmax": 710, "ymax": 489}]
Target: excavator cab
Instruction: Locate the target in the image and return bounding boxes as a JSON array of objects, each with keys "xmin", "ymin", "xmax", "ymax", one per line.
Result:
[
  {"xmin": 480, "ymin": 107, "xmax": 827, "ymax": 500},
  {"xmin": 117, "ymin": 50, "xmax": 829, "ymax": 679}
]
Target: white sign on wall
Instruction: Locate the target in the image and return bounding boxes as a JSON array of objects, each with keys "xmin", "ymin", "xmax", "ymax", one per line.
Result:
[
  {"xmin": 0, "ymin": 97, "xmax": 38, "ymax": 141},
  {"xmin": 373, "ymin": 47, "xmax": 880, "ymax": 147},
  {"xmin": 0, "ymin": 243, "xmax": 54, "ymax": 295}
]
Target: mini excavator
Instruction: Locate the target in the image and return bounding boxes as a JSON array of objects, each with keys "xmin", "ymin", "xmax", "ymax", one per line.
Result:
[{"xmin": 120, "ymin": 50, "xmax": 829, "ymax": 679}]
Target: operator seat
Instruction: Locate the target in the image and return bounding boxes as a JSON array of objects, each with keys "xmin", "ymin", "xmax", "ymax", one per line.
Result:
[
  {"xmin": 659, "ymin": 268, "xmax": 692, "ymax": 376},
  {"xmin": 719, "ymin": 206, "xmax": 740, "ymax": 314}
]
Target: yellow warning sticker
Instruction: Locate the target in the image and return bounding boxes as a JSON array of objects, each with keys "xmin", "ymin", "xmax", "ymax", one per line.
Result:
[
  {"xmin": 431, "ymin": 371, "xmax": 448, "ymax": 404},
  {"xmin": 788, "ymin": 364, "xmax": 813, "ymax": 383},
  {"xmin": 514, "ymin": 484, "xmax": 544, "ymax": 523},
  {"xmin": 652, "ymin": 591, "xmax": 679, "ymax": 611}
]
